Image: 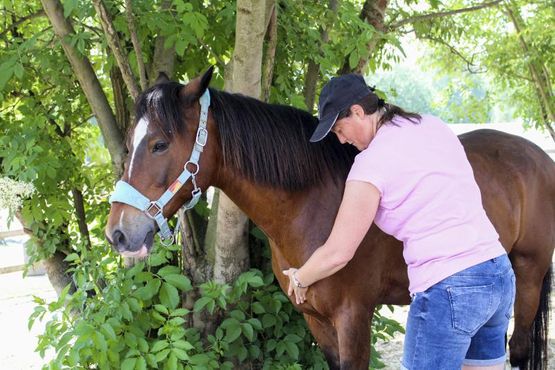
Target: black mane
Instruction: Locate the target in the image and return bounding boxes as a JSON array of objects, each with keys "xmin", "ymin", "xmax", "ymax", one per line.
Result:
[{"xmin": 135, "ymin": 83, "xmax": 358, "ymax": 191}]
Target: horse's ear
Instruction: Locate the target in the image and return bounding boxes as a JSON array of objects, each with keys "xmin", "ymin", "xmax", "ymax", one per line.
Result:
[
  {"xmin": 198, "ymin": 66, "xmax": 214, "ymax": 95},
  {"xmin": 181, "ymin": 66, "xmax": 214, "ymax": 102},
  {"xmin": 153, "ymin": 72, "xmax": 170, "ymax": 86}
]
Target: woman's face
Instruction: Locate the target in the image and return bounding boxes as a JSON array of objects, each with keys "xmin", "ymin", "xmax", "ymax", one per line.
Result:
[{"xmin": 331, "ymin": 105, "xmax": 377, "ymax": 151}]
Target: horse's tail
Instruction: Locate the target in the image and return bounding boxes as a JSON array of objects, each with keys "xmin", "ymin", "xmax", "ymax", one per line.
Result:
[{"xmin": 529, "ymin": 266, "xmax": 551, "ymax": 370}]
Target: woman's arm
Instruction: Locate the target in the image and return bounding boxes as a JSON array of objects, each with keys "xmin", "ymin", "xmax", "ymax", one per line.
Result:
[{"xmin": 284, "ymin": 180, "xmax": 380, "ymax": 303}]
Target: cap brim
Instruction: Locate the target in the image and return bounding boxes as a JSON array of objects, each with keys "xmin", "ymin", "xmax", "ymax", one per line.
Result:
[{"xmin": 310, "ymin": 112, "xmax": 339, "ymax": 142}]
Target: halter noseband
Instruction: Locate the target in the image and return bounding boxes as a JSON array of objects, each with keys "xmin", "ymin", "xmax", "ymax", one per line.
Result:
[{"xmin": 109, "ymin": 89, "xmax": 210, "ymax": 245}]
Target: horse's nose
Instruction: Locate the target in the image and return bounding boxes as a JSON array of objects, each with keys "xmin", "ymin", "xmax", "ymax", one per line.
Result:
[{"xmin": 111, "ymin": 229, "xmax": 129, "ymax": 252}]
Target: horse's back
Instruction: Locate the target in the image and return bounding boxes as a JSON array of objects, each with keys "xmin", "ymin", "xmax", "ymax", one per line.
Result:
[{"xmin": 460, "ymin": 129, "xmax": 555, "ymax": 258}]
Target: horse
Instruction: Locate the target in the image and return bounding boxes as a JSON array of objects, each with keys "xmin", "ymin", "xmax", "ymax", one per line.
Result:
[{"xmin": 106, "ymin": 68, "xmax": 555, "ymax": 369}]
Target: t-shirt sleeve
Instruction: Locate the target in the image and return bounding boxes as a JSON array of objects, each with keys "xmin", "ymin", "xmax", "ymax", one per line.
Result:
[{"xmin": 346, "ymin": 148, "xmax": 388, "ymax": 196}]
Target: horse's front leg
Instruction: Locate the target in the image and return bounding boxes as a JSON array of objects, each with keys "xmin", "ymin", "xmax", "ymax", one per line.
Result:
[
  {"xmin": 304, "ymin": 314, "xmax": 340, "ymax": 370},
  {"xmin": 333, "ymin": 305, "xmax": 373, "ymax": 369}
]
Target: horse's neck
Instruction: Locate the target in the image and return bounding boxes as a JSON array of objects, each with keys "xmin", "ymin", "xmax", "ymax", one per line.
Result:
[{"xmin": 215, "ymin": 169, "xmax": 343, "ymax": 264}]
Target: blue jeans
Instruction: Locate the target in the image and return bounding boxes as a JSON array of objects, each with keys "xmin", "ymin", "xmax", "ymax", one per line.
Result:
[{"xmin": 401, "ymin": 255, "xmax": 516, "ymax": 369}]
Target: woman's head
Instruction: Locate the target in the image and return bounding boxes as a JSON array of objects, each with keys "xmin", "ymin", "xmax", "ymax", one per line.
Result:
[{"xmin": 311, "ymin": 74, "xmax": 421, "ymax": 148}]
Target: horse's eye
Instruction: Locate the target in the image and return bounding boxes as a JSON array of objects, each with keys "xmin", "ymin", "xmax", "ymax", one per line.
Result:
[{"xmin": 152, "ymin": 141, "xmax": 169, "ymax": 153}]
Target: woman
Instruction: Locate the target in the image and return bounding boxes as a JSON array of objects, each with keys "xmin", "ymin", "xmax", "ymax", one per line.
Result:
[{"xmin": 283, "ymin": 74, "xmax": 515, "ymax": 370}]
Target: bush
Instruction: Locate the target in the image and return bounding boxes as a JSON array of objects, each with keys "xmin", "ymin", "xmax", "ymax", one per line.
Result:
[{"xmin": 30, "ymin": 239, "xmax": 403, "ymax": 369}]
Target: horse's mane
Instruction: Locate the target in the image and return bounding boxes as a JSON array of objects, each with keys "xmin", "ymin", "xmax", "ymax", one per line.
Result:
[{"xmin": 135, "ymin": 82, "xmax": 358, "ymax": 191}]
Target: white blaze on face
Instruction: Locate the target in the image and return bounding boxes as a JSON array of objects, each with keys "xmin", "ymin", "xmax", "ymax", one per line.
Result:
[{"xmin": 128, "ymin": 117, "xmax": 149, "ymax": 179}]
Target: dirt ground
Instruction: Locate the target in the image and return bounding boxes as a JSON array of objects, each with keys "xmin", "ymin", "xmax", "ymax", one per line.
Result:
[{"xmin": 1, "ymin": 268, "xmax": 554, "ymax": 369}]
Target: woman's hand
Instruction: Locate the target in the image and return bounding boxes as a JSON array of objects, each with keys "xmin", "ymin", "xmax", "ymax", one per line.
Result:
[{"xmin": 283, "ymin": 268, "xmax": 309, "ymax": 305}]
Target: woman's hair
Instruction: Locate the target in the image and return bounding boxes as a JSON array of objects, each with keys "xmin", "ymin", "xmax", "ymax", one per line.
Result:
[{"xmin": 337, "ymin": 92, "xmax": 421, "ymax": 128}]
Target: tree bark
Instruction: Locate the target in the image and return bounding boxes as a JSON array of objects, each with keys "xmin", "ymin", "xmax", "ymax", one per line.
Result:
[
  {"xmin": 210, "ymin": 0, "xmax": 269, "ymax": 285},
  {"xmin": 40, "ymin": 0, "xmax": 126, "ymax": 176},
  {"xmin": 125, "ymin": 0, "xmax": 148, "ymax": 91},
  {"xmin": 71, "ymin": 188, "xmax": 91, "ymax": 249},
  {"xmin": 261, "ymin": 2, "xmax": 277, "ymax": 103},
  {"xmin": 92, "ymin": 0, "xmax": 140, "ymax": 100},
  {"xmin": 339, "ymin": 0, "xmax": 389, "ymax": 75},
  {"xmin": 149, "ymin": 0, "xmax": 176, "ymax": 84},
  {"xmin": 303, "ymin": 0, "xmax": 338, "ymax": 112}
]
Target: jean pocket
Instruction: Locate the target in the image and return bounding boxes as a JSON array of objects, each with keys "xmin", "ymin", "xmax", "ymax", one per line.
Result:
[{"xmin": 447, "ymin": 283, "xmax": 494, "ymax": 335}]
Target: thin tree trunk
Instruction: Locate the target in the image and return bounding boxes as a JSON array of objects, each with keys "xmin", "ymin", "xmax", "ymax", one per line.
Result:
[
  {"xmin": 150, "ymin": 0, "xmax": 176, "ymax": 84},
  {"xmin": 261, "ymin": 2, "xmax": 277, "ymax": 102},
  {"xmin": 125, "ymin": 0, "xmax": 148, "ymax": 90},
  {"xmin": 210, "ymin": 0, "xmax": 269, "ymax": 284},
  {"xmin": 110, "ymin": 65, "xmax": 130, "ymax": 134},
  {"xmin": 43, "ymin": 251, "xmax": 75, "ymax": 296},
  {"xmin": 338, "ymin": 0, "xmax": 389, "ymax": 75},
  {"xmin": 71, "ymin": 188, "xmax": 91, "ymax": 249},
  {"xmin": 303, "ymin": 0, "xmax": 337, "ymax": 112},
  {"xmin": 40, "ymin": 0, "xmax": 126, "ymax": 176},
  {"xmin": 92, "ymin": 0, "xmax": 140, "ymax": 100}
]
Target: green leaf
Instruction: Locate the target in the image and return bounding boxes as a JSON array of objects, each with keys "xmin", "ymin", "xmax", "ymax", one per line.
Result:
[
  {"xmin": 121, "ymin": 357, "xmax": 137, "ymax": 370},
  {"xmin": 157, "ymin": 266, "xmax": 181, "ymax": 277},
  {"xmin": 154, "ymin": 304, "xmax": 169, "ymax": 315},
  {"xmin": 224, "ymin": 319, "xmax": 241, "ymax": 342},
  {"xmin": 252, "ymin": 302, "xmax": 265, "ymax": 314},
  {"xmin": 261, "ymin": 314, "xmax": 276, "ymax": 328},
  {"xmin": 160, "ymin": 282, "xmax": 180, "ymax": 309},
  {"xmin": 151, "ymin": 340, "xmax": 169, "ymax": 353},
  {"xmin": 164, "ymin": 274, "xmax": 192, "ymax": 292},
  {"xmin": 155, "ymin": 348, "xmax": 170, "ymax": 362},
  {"xmin": 172, "ymin": 340, "xmax": 194, "ymax": 351},
  {"xmin": 170, "ymin": 308, "xmax": 190, "ymax": 317},
  {"xmin": 172, "ymin": 347, "xmax": 189, "ymax": 361},
  {"xmin": 241, "ymin": 323, "xmax": 254, "ymax": 342},
  {"xmin": 135, "ymin": 356, "xmax": 147, "ymax": 370},
  {"xmin": 285, "ymin": 341, "xmax": 299, "ymax": 360},
  {"xmin": 64, "ymin": 253, "xmax": 79, "ymax": 262},
  {"xmin": 193, "ymin": 296, "xmax": 212, "ymax": 312}
]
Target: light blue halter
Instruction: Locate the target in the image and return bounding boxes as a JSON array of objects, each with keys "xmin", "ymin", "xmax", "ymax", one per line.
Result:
[{"xmin": 109, "ymin": 90, "xmax": 211, "ymax": 245}]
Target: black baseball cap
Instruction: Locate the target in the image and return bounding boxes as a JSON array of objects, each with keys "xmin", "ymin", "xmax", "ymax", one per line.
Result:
[{"xmin": 310, "ymin": 74, "xmax": 373, "ymax": 142}]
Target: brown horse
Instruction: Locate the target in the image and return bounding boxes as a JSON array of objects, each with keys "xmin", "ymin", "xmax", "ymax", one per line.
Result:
[{"xmin": 106, "ymin": 69, "xmax": 555, "ymax": 369}]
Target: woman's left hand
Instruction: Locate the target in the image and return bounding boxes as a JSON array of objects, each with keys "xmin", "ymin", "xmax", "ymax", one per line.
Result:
[{"xmin": 283, "ymin": 268, "xmax": 309, "ymax": 305}]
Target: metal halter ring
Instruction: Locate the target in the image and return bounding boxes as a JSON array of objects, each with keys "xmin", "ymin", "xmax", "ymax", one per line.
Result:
[
  {"xmin": 159, "ymin": 233, "xmax": 175, "ymax": 246},
  {"xmin": 185, "ymin": 161, "xmax": 200, "ymax": 176}
]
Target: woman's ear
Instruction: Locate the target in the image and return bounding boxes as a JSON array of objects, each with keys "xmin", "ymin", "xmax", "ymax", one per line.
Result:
[{"xmin": 351, "ymin": 104, "xmax": 365, "ymax": 119}]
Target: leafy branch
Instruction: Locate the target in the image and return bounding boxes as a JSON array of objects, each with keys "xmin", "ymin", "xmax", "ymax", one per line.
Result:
[{"xmin": 388, "ymin": 0, "xmax": 505, "ymax": 30}]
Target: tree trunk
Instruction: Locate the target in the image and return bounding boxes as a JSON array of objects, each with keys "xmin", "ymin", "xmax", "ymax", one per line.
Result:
[
  {"xmin": 149, "ymin": 0, "xmax": 176, "ymax": 85},
  {"xmin": 205, "ymin": 0, "xmax": 269, "ymax": 287},
  {"xmin": 338, "ymin": 0, "xmax": 389, "ymax": 75},
  {"xmin": 40, "ymin": 0, "xmax": 126, "ymax": 176},
  {"xmin": 210, "ymin": 0, "xmax": 269, "ymax": 285},
  {"xmin": 91, "ymin": 0, "xmax": 140, "ymax": 100},
  {"xmin": 302, "ymin": 0, "xmax": 337, "ymax": 112}
]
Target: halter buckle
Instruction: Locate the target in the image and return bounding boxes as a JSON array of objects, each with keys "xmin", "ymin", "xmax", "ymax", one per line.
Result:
[
  {"xmin": 146, "ymin": 201, "xmax": 163, "ymax": 219},
  {"xmin": 196, "ymin": 127, "xmax": 208, "ymax": 147}
]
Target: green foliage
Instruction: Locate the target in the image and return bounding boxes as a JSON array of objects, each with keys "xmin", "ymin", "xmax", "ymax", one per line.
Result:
[
  {"xmin": 0, "ymin": 1, "xmax": 417, "ymax": 368},
  {"xmin": 29, "ymin": 239, "xmax": 325, "ymax": 369}
]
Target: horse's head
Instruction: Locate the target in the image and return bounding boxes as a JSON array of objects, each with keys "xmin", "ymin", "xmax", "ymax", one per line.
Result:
[{"xmin": 105, "ymin": 67, "xmax": 220, "ymax": 257}]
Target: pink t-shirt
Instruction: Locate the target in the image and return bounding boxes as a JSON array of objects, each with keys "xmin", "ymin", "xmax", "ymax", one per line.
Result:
[{"xmin": 347, "ymin": 114, "xmax": 506, "ymax": 294}]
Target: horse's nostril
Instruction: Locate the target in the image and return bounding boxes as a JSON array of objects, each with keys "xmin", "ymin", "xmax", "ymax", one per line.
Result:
[{"xmin": 112, "ymin": 229, "xmax": 129, "ymax": 251}]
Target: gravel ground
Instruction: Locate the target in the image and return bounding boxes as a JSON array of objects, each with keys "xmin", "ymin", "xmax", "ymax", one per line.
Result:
[{"xmin": 1, "ymin": 268, "xmax": 554, "ymax": 369}]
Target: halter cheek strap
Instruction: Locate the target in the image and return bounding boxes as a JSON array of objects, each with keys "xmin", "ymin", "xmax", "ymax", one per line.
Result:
[{"xmin": 109, "ymin": 89, "xmax": 211, "ymax": 244}]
